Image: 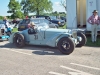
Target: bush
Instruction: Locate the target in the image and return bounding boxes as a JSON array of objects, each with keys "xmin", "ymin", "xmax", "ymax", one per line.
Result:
[
  {"xmin": 59, "ymin": 24, "xmax": 67, "ymax": 29},
  {"xmin": 0, "ymin": 16, "xmax": 3, "ymax": 20}
]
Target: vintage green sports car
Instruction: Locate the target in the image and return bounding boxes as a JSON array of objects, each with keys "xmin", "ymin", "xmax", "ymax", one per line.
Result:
[{"xmin": 9, "ymin": 23, "xmax": 87, "ymax": 55}]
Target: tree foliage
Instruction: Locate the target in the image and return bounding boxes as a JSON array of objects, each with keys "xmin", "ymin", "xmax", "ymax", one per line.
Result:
[
  {"xmin": 60, "ymin": 0, "xmax": 66, "ymax": 11},
  {"xmin": 11, "ymin": 11, "xmax": 24, "ymax": 19},
  {"xmin": 8, "ymin": 0, "xmax": 24, "ymax": 19},
  {"xmin": 0, "ymin": 16, "xmax": 3, "ymax": 20},
  {"xmin": 20, "ymin": 0, "xmax": 31, "ymax": 16},
  {"xmin": 21, "ymin": 0, "xmax": 53, "ymax": 15}
]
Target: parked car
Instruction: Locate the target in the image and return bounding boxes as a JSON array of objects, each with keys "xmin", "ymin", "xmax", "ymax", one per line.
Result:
[
  {"xmin": 60, "ymin": 16, "xmax": 66, "ymax": 22},
  {"xmin": 9, "ymin": 23, "xmax": 87, "ymax": 55},
  {"xmin": 36, "ymin": 15, "xmax": 65, "ymax": 26},
  {"xmin": 18, "ymin": 18, "xmax": 59, "ymax": 31}
]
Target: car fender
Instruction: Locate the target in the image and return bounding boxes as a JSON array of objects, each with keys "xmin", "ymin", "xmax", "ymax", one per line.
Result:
[
  {"xmin": 46, "ymin": 33, "xmax": 71, "ymax": 47},
  {"xmin": 55, "ymin": 34, "xmax": 72, "ymax": 47},
  {"xmin": 9, "ymin": 32, "xmax": 22, "ymax": 43},
  {"xmin": 9, "ymin": 32, "xmax": 17, "ymax": 43},
  {"xmin": 74, "ymin": 29, "xmax": 86, "ymax": 34}
]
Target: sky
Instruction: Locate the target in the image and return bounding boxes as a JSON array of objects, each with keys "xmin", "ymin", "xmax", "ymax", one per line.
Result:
[{"xmin": 0, "ymin": 0, "xmax": 66, "ymax": 16}]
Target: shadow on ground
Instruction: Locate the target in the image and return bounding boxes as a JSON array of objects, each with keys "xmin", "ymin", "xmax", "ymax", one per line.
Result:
[{"xmin": 0, "ymin": 42, "xmax": 65, "ymax": 56}]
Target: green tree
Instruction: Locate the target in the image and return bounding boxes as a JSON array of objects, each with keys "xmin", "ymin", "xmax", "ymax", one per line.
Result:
[
  {"xmin": 20, "ymin": 0, "xmax": 30, "ymax": 16},
  {"xmin": 60, "ymin": 0, "xmax": 66, "ymax": 11},
  {"xmin": 8, "ymin": 0, "xmax": 24, "ymax": 19},
  {"xmin": 51, "ymin": 11, "xmax": 59, "ymax": 16},
  {"xmin": 11, "ymin": 11, "xmax": 24, "ymax": 19},
  {"xmin": 0, "ymin": 16, "xmax": 3, "ymax": 20},
  {"xmin": 21, "ymin": 0, "xmax": 53, "ymax": 15}
]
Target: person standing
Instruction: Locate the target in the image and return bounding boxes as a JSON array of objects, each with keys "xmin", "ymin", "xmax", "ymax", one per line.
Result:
[
  {"xmin": 87, "ymin": 10, "xmax": 100, "ymax": 42},
  {"xmin": 3, "ymin": 16, "xmax": 9, "ymax": 28},
  {"xmin": 3, "ymin": 16, "xmax": 11, "ymax": 35},
  {"xmin": 25, "ymin": 16, "xmax": 28, "ymax": 19},
  {"xmin": 3, "ymin": 16, "xmax": 8, "ymax": 28},
  {"xmin": 2, "ymin": 16, "xmax": 8, "ymax": 34}
]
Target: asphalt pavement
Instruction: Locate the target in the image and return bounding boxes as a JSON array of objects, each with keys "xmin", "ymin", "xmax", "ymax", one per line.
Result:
[{"xmin": 0, "ymin": 41, "xmax": 100, "ymax": 75}]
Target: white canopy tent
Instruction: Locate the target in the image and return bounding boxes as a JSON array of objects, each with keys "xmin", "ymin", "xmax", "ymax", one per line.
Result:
[{"xmin": 66, "ymin": 0, "xmax": 100, "ymax": 31}]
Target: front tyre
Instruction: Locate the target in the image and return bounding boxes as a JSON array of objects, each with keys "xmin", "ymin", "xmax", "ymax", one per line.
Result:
[
  {"xmin": 13, "ymin": 34, "xmax": 25, "ymax": 48},
  {"xmin": 57, "ymin": 37, "xmax": 75, "ymax": 55}
]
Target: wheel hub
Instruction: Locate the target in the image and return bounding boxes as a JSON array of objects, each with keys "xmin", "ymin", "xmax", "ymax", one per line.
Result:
[
  {"xmin": 16, "ymin": 37, "xmax": 22, "ymax": 44},
  {"xmin": 62, "ymin": 41, "xmax": 70, "ymax": 50}
]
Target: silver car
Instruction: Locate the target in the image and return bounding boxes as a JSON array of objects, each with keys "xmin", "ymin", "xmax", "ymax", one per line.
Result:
[{"xmin": 9, "ymin": 23, "xmax": 87, "ymax": 55}]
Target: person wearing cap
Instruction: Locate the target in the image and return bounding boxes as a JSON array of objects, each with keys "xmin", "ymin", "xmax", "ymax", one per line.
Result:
[
  {"xmin": 3, "ymin": 16, "xmax": 8, "ymax": 28},
  {"xmin": 30, "ymin": 22, "xmax": 36, "ymax": 29},
  {"xmin": 2, "ymin": 16, "xmax": 11, "ymax": 34},
  {"xmin": 87, "ymin": 10, "xmax": 100, "ymax": 42},
  {"xmin": 26, "ymin": 16, "xmax": 28, "ymax": 19},
  {"xmin": 29, "ymin": 22, "xmax": 37, "ymax": 34}
]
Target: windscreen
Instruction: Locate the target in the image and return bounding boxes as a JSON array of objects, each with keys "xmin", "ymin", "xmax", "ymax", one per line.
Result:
[{"xmin": 20, "ymin": 19, "xmax": 30, "ymax": 24}]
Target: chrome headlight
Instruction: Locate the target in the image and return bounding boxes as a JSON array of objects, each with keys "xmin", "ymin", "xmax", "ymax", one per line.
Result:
[{"xmin": 72, "ymin": 30, "xmax": 77, "ymax": 39}]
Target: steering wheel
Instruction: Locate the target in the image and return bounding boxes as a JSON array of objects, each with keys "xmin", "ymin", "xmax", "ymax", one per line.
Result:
[{"xmin": 28, "ymin": 28, "xmax": 37, "ymax": 34}]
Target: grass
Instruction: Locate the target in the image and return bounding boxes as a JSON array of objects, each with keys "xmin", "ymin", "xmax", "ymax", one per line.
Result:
[
  {"xmin": 59, "ymin": 24, "xmax": 66, "ymax": 29},
  {"xmin": 85, "ymin": 36, "xmax": 100, "ymax": 47}
]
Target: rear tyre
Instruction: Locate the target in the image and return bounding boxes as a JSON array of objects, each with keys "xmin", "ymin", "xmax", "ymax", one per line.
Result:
[
  {"xmin": 57, "ymin": 37, "xmax": 75, "ymax": 55},
  {"xmin": 13, "ymin": 34, "xmax": 25, "ymax": 48},
  {"xmin": 76, "ymin": 32, "xmax": 87, "ymax": 47}
]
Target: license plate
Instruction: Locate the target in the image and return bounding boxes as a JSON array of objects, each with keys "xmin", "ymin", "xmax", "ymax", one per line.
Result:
[{"xmin": 20, "ymin": 26, "xmax": 25, "ymax": 28}]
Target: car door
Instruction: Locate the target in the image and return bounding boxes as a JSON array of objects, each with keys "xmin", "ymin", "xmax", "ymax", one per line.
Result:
[
  {"xmin": 28, "ymin": 28, "xmax": 37, "ymax": 44},
  {"xmin": 28, "ymin": 28, "xmax": 44, "ymax": 45}
]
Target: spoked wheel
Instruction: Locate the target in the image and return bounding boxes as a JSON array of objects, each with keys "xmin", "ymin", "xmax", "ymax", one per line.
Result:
[
  {"xmin": 76, "ymin": 32, "xmax": 87, "ymax": 47},
  {"xmin": 57, "ymin": 37, "xmax": 75, "ymax": 55},
  {"xmin": 13, "ymin": 34, "xmax": 25, "ymax": 48}
]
